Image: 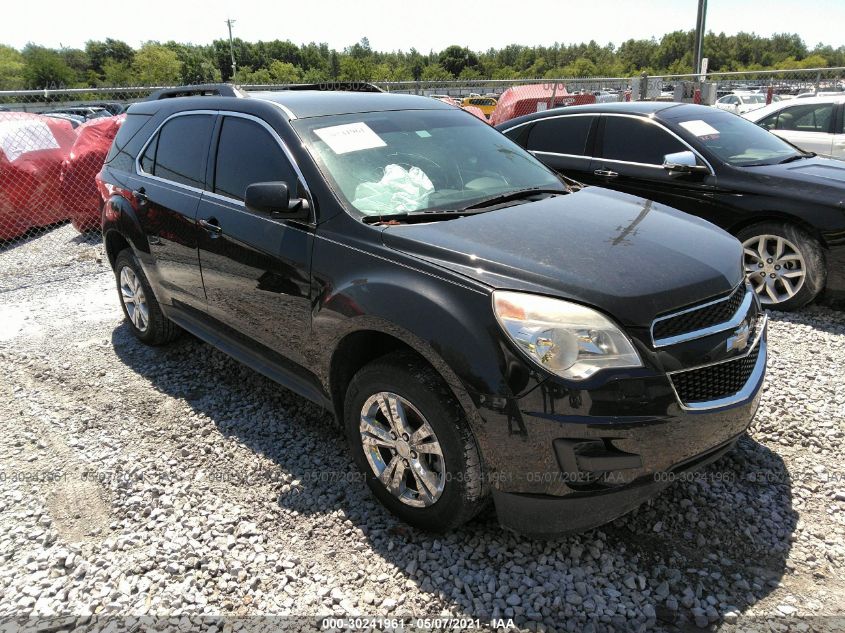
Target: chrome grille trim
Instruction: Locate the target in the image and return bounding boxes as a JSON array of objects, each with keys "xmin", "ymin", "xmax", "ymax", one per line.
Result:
[
  {"xmin": 666, "ymin": 314, "xmax": 768, "ymax": 411},
  {"xmin": 651, "ymin": 284, "xmax": 753, "ymax": 348}
]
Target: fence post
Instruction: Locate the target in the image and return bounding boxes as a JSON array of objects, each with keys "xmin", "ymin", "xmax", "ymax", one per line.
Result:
[{"xmin": 639, "ymin": 72, "xmax": 649, "ymax": 101}]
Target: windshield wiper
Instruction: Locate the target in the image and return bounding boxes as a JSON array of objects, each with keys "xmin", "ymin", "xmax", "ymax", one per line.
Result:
[
  {"xmin": 779, "ymin": 152, "xmax": 815, "ymax": 164},
  {"xmin": 362, "ymin": 208, "xmax": 492, "ymax": 225},
  {"xmin": 459, "ymin": 187, "xmax": 568, "ymax": 211}
]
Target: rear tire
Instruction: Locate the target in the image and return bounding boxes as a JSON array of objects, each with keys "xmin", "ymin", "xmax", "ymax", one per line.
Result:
[
  {"xmin": 344, "ymin": 351, "xmax": 487, "ymax": 532},
  {"xmin": 737, "ymin": 222, "xmax": 825, "ymax": 311},
  {"xmin": 114, "ymin": 249, "xmax": 180, "ymax": 345}
]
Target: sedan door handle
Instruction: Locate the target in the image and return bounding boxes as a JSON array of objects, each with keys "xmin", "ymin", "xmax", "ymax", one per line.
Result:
[
  {"xmin": 593, "ymin": 169, "xmax": 619, "ymax": 178},
  {"xmin": 199, "ymin": 218, "xmax": 223, "ymax": 235}
]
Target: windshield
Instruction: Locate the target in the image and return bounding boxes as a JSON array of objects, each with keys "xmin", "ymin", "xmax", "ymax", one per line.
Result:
[
  {"xmin": 292, "ymin": 109, "xmax": 563, "ymax": 216},
  {"xmin": 662, "ymin": 107, "xmax": 801, "ymax": 167},
  {"xmin": 739, "ymin": 94, "xmax": 765, "ymax": 104}
]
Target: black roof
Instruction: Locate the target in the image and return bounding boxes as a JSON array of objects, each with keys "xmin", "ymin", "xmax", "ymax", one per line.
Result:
[
  {"xmin": 495, "ymin": 101, "xmax": 702, "ymax": 130},
  {"xmin": 249, "ymin": 91, "xmax": 452, "ymax": 119},
  {"xmin": 129, "ymin": 89, "xmax": 452, "ymax": 121}
]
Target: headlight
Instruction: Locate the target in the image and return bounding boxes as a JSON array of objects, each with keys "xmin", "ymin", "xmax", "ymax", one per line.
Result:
[{"xmin": 493, "ymin": 291, "xmax": 642, "ymax": 380}]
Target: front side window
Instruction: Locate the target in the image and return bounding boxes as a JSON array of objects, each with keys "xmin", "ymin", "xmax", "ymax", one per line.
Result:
[
  {"xmin": 526, "ymin": 116, "xmax": 593, "ymax": 156},
  {"xmin": 141, "ymin": 114, "xmax": 214, "ymax": 188},
  {"xmin": 600, "ymin": 117, "xmax": 686, "ymax": 165},
  {"xmin": 214, "ymin": 116, "xmax": 296, "ymax": 201},
  {"xmin": 293, "ymin": 109, "xmax": 562, "ymax": 216},
  {"xmin": 776, "ymin": 103, "xmax": 834, "ymax": 132},
  {"xmin": 662, "ymin": 107, "xmax": 800, "ymax": 167}
]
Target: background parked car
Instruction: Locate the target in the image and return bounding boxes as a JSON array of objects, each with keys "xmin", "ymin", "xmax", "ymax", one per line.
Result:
[
  {"xmin": 460, "ymin": 96, "xmax": 497, "ymax": 118},
  {"xmin": 43, "ymin": 106, "xmax": 111, "ymax": 122},
  {"xmin": 715, "ymin": 93, "xmax": 768, "ymax": 115},
  {"xmin": 743, "ymin": 95, "xmax": 845, "ymax": 158},
  {"xmin": 497, "ymin": 102, "xmax": 845, "ymax": 310},
  {"xmin": 0, "ymin": 113, "xmax": 77, "ymax": 241}
]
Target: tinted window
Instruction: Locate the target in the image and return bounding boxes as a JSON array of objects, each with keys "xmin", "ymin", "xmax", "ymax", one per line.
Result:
[
  {"xmin": 600, "ymin": 117, "xmax": 686, "ymax": 165},
  {"xmin": 839, "ymin": 108, "xmax": 845, "ymax": 134},
  {"xmin": 145, "ymin": 114, "xmax": 214, "ymax": 188},
  {"xmin": 105, "ymin": 113, "xmax": 151, "ymax": 163},
  {"xmin": 213, "ymin": 116, "xmax": 297, "ymax": 201},
  {"xmin": 776, "ymin": 103, "xmax": 834, "ymax": 132},
  {"xmin": 526, "ymin": 116, "xmax": 594, "ymax": 156}
]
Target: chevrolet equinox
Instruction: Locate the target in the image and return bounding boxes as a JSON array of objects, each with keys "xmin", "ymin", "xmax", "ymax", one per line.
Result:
[{"xmin": 97, "ymin": 88, "xmax": 767, "ymax": 536}]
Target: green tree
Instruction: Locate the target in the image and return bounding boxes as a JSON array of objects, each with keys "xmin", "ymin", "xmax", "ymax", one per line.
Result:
[
  {"xmin": 132, "ymin": 43, "xmax": 181, "ymax": 85},
  {"xmin": 101, "ymin": 59, "xmax": 133, "ymax": 86},
  {"xmin": 21, "ymin": 45, "xmax": 75, "ymax": 88},
  {"xmin": 439, "ymin": 45, "xmax": 478, "ymax": 77},
  {"xmin": 420, "ymin": 63, "xmax": 452, "ymax": 81},
  {"xmin": 0, "ymin": 45, "xmax": 25, "ymax": 89},
  {"xmin": 85, "ymin": 39, "xmax": 134, "ymax": 74},
  {"xmin": 268, "ymin": 60, "xmax": 301, "ymax": 83}
]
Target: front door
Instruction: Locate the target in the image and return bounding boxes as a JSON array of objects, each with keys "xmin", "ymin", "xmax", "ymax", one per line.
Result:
[{"xmin": 195, "ymin": 114, "xmax": 314, "ymax": 367}]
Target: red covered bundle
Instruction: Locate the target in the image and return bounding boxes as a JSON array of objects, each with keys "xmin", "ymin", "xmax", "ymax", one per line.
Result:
[
  {"xmin": 0, "ymin": 113, "xmax": 77, "ymax": 241},
  {"xmin": 488, "ymin": 84, "xmax": 597, "ymax": 126},
  {"xmin": 61, "ymin": 114, "xmax": 125, "ymax": 233}
]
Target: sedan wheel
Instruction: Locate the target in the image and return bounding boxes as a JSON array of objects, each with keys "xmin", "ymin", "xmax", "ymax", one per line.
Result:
[
  {"xmin": 359, "ymin": 392, "xmax": 446, "ymax": 508},
  {"xmin": 742, "ymin": 233, "xmax": 806, "ymax": 305}
]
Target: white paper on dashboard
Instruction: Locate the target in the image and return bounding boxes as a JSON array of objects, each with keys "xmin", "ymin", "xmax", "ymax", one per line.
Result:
[
  {"xmin": 314, "ymin": 122, "xmax": 387, "ymax": 154},
  {"xmin": 679, "ymin": 120, "xmax": 720, "ymax": 138}
]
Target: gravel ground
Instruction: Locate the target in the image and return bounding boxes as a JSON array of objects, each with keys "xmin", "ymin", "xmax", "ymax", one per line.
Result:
[{"xmin": 0, "ymin": 224, "xmax": 844, "ymax": 632}]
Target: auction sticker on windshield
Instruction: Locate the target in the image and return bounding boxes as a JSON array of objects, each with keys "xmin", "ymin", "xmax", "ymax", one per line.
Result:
[
  {"xmin": 314, "ymin": 122, "xmax": 387, "ymax": 154},
  {"xmin": 679, "ymin": 120, "xmax": 720, "ymax": 140}
]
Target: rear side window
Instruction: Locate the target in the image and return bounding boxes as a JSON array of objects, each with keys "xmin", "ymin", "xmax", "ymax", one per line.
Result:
[
  {"xmin": 526, "ymin": 116, "xmax": 593, "ymax": 156},
  {"xmin": 214, "ymin": 116, "xmax": 296, "ymax": 202},
  {"xmin": 105, "ymin": 113, "xmax": 151, "ymax": 164},
  {"xmin": 775, "ymin": 103, "xmax": 834, "ymax": 132},
  {"xmin": 140, "ymin": 114, "xmax": 214, "ymax": 188},
  {"xmin": 600, "ymin": 117, "xmax": 686, "ymax": 165}
]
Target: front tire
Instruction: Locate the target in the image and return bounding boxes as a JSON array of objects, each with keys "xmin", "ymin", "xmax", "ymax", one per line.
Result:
[
  {"xmin": 738, "ymin": 222, "xmax": 825, "ymax": 311},
  {"xmin": 113, "ymin": 249, "xmax": 180, "ymax": 345},
  {"xmin": 344, "ymin": 351, "xmax": 487, "ymax": 532}
]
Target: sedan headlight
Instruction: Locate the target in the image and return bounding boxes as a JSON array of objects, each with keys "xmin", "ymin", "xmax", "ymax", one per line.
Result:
[{"xmin": 493, "ymin": 291, "xmax": 642, "ymax": 380}]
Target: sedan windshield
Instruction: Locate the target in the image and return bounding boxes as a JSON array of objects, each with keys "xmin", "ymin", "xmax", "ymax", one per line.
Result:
[
  {"xmin": 292, "ymin": 109, "xmax": 563, "ymax": 216},
  {"xmin": 662, "ymin": 107, "xmax": 801, "ymax": 167},
  {"xmin": 739, "ymin": 94, "xmax": 766, "ymax": 104}
]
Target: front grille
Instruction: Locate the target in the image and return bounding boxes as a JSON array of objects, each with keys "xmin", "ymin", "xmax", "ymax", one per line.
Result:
[
  {"xmin": 671, "ymin": 341, "xmax": 761, "ymax": 405},
  {"xmin": 653, "ymin": 284, "xmax": 745, "ymax": 342}
]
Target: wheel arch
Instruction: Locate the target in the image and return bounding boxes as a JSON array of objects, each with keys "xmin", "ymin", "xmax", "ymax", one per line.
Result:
[
  {"xmin": 327, "ymin": 327, "xmax": 484, "ymax": 437},
  {"xmin": 727, "ymin": 212, "xmax": 829, "ymax": 249}
]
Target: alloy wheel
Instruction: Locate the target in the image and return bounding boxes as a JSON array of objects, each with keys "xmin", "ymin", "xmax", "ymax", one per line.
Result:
[
  {"xmin": 359, "ymin": 392, "xmax": 446, "ymax": 508},
  {"xmin": 119, "ymin": 266, "xmax": 149, "ymax": 332},
  {"xmin": 742, "ymin": 234, "xmax": 806, "ymax": 305}
]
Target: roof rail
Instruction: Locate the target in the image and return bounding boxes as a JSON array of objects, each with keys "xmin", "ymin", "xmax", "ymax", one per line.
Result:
[
  {"xmin": 246, "ymin": 82, "xmax": 384, "ymax": 93},
  {"xmin": 145, "ymin": 84, "xmax": 247, "ymax": 101}
]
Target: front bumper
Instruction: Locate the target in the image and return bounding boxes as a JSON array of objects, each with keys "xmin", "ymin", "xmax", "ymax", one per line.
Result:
[{"xmin": 473, "ymin": 312, "xmax": 767, "ymax": 536}]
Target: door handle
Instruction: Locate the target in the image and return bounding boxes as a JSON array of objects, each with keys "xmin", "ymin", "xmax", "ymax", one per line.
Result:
[
  {"xmin": 593, "ymin": 169, "xmax": 619, "ymax": 178},
  {"xmin": 132, "ymin": 188, "xmax": 148, "ymax": 207},
  {"xmin": 199, "ymin": 218, "xmax": 223, "ymax": 235}
]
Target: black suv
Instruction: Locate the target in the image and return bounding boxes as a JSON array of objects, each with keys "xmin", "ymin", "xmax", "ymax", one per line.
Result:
[{"xmin": 98, "ymin": 88, "xmax": 767, "ymax": 536}]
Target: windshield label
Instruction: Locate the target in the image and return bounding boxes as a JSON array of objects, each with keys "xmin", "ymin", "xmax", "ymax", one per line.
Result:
[
  {"xmin": 679, "ymin": 120, "xmax": 720, "ymax": 139},
  {"xmin": 314, "ymin": 122, "xmax": 387, "ymax": 155}
]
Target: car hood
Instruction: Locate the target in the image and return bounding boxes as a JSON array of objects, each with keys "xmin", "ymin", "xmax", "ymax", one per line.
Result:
[
  {"xmin": 742, "ymin": 156, "xmax": 845, "ymax": 204},
  {"xmin": 381, "ymin": 187, "xmax": 743, "ymax": 327}
]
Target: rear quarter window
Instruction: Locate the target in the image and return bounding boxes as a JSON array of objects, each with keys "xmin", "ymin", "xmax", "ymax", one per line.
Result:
[{"xmin": 105, "ymin": 113, "xmax": 152, "ymax": 164}]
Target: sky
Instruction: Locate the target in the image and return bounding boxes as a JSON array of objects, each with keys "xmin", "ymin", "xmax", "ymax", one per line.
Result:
[{"xmin": 3, "ymin": 0, "xmax": 844, "ymax": 52}]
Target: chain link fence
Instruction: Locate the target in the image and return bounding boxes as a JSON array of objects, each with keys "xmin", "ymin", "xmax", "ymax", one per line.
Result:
[{"xmin": 1, "ymin": 67, "xmax": 843, "ymax": 293}]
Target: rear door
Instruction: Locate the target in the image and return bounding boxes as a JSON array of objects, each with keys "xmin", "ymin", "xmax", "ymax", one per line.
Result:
[
  {"xmin": 768, "ymin": 102, "xmax": 836, "ymax": 157},
  {"xmin": 833, "ymin": 103, "xmax": 845, "ymax": 158},
  {"xmin": 590, "ymin": 115, "xmax": 719, "ymax": 218},
  {"xmin": 134, "ymin": 112, "xmax": 215, "ymax": 311},
  {"xmin": 195, "ymin": 113, "xmax": 314, "ymax": 367}
]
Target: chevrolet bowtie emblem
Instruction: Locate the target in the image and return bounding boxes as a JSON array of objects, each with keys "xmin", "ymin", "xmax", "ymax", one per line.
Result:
[{"xmin": 726, "ymin": 321, "xmax": 751, "ymax": 352}]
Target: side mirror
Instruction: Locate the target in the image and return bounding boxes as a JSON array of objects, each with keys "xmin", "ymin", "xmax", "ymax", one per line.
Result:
[
  {"xmin": 663, "ymin": 151, "xmax": 709, "ymax": 176},
  {"xmin": 244, "ymin": 182, "xmax": 310, "ymax": 220}
]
